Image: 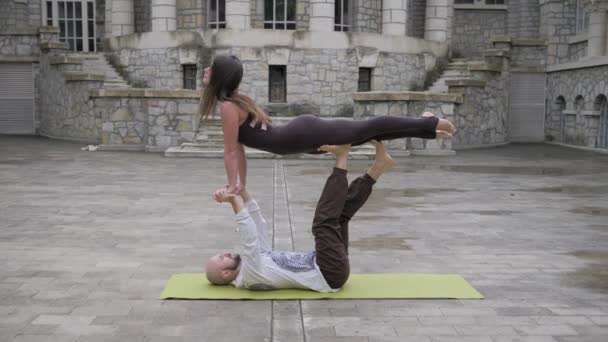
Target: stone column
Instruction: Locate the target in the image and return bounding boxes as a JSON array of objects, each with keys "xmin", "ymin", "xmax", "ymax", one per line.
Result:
[
  {"xmin": 226, "ymin": 0, "xmax": 251, "ymax": 29},
  {"xmin": 382, "ymin": 0, "xmax": 407, "ymax": 35},
  {"xmin": 151, "ymin": 0, "xmax": 177, "ymax": 32},
  {"xmin": 309, "ymin": 0, "xmax": 334, "ymax": 31},
  {"xmin": 588, "ymin": 10, "xmax": 607, "ymax": 57},
  {"xmin": 109, "ymin": 0, "xmax": 134, "ymax": 37},
  {"xmin": 424, "ymin": 0, "xmax": 451, "ymax": 42}
]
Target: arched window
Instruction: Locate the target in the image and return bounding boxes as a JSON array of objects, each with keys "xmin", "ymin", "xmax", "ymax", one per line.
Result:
[
  {"xmin": 556, "ymin": 96, "xmax": 566, "ymax": 142},
  {"xmin": 575, "ymin": 95, "xmax": 585, "ymax": 113},
  {"xmin": 595, "ymin": 94, "xmax": 608, "ymax": 148}
]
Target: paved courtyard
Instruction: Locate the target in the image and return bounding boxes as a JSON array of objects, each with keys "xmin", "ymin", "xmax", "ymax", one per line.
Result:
[{"xmin": 1, "ymin": 135, "xmax": 607, "ymax": 342}]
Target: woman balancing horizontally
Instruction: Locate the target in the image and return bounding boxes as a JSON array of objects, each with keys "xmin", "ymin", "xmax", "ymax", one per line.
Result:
[{"xmin": 200, "ymin": 55, "xmax": 456, "ymax": 194}]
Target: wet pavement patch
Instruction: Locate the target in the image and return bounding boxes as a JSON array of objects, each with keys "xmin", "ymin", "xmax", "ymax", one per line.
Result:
[
  {"xmin": 439, "ymin": 165, "xmax": 595, "ymax": 176},
  {"xmin": 350, "ymin": 234, "xmax": 414, "ymax": 250},
  {"xmin": 522, "ymin": 185, "xmax": 608, "ymax": 194},
  {"xmin": 568, "ymin": 207, "xmax": 608, "ymax": 216},
  {"xmin": 564, "ymin": 250, "xmax": 608, "ymax": 294}
]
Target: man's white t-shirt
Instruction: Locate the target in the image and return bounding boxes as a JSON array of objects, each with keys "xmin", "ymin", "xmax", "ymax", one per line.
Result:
[{"xmin": 231, "ymin": 199, "xmax": 337, "ymax": 293}]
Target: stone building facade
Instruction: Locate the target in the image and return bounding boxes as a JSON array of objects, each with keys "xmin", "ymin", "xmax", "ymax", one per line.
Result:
[{"xmin": 1, "ymin": 0, "xmax": 607, "ymax": 153}]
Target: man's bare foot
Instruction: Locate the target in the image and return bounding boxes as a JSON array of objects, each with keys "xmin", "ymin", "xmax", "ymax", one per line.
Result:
[
  {"xmin": 369, "ymin": 140, "xmax": 395, "ymax": 170},
  {"xmin": 422, "ymin": 112, "xmax": 456, "ymax": 139},
  {"xmin": 318, "ymin": 144, "xmax": 351, "ymax": 156}
]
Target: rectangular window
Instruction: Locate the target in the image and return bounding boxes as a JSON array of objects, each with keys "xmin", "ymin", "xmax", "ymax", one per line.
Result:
[
  {"xmin": 485, "ymin": 0, "xmax": 505, "ymax": 4},
  {"xmin": 269, "ymin": 65, "xmax": 286, "ymax": 103},
  {"xmin": 264, "ymin": 0, "xmax": 296, "ymax": 30},
  {"xmin": 454, "ymin": 0, "xmax": 474, "ymax": 4},
  {"xmin": 334, "ymin": 0, "xmax": 350, "ymax": 32},
  {"xmin": 358, "ymin": 68, "xmax": 372, "ymax": 92},
  {"xmin": 576, "ymin": 0, "xmax": 589, "ymax": 33},
  {"xmin": 208, "ymin": 0, "xmax": 226, "ymax": 29},
  {"xmin": 183, "ymin": 64, "xmax": 198, "ymax": 90}
]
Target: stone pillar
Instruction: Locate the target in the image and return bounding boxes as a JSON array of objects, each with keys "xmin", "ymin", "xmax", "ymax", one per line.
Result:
[
  {"xmin": 151, "ymin": 0, "xmax": 177, "ymax": 32},
  {"xmin": 424, "ymin": 0, "xmax": 451, "ymax": 42},
  {"xmin": 588, "ymin": 10, "xmax": 607, "ymax": 57},
  {"xmin": 226, "ymin": 0, "xmax": 251, "ymax": 29},
  {"xmin": 110, "ymin": 0, "xmax": 134, "ymax": 37},
  {"xmin": 309, "ymin": 0, "xmax": 334, "ymax": 31},
  {"xmin": 382, "ymin": 0, "xmax": 407, "ymax": 35}
]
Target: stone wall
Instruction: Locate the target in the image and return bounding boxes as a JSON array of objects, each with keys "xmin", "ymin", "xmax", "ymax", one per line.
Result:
[
  {"xmin": 507, "ymin": 0, "xmax": 540, "ymax": 39},
  {"xmin": 177, "ymin": 0, "xmax": 204, "ymax": 29},
  {"xmin": 407, "ymin": 0, "xmax": 426, "ymax": 38},
  {"xmin": 452, "ymin": 9, "xmax": 507, "ymax": 58},
  {"xmin": 134, "ymin": 0, "xmax": 152, "ymax": 33},
  {"xmin": 546, "ymin": 65, "xmax": 608, "ymax": 148},
  {"xmin": 353, "ymin": 0, "xmax": 381, "ymax": 33},
  {"xmin": 353, "ymin": 92, "xmax": 460, "ymax": 153},
  {"xmin": 449, "ymin": 75, "xmax": 510, "ymax": 148},
  {"xmin": 0, "ymin": 0, "xmax": 40, "ymax": 32},
  {"xmin": 38, "ymin": 53, "xmax": 104, "ymax": 142},
  {"xmin": 510, "ymin": 45, "xmax": 547, "ymax": 68},
  {"xmin": 0, "ymin": 33, "xmax": 40, "ymax": 56},
  {"xmin": 540, "ymin": 0, "xmax": 577, "ymax": 65},
  {"xmin": 116, "ymin": 45, "xmax": 428, "ymax": 116},
  {"xmin": 567, "ymin": 40, "xmax": 588, "ymax": 63}
]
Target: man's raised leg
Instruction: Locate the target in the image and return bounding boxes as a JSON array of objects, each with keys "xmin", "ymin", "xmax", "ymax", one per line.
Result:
[
  {"xmin": 312, "ymin": 144, "xmax": 351, "ymax": 289},
  {"xmin": 338, "ymin": 140, "xmax": 395, "ymax": 253}
]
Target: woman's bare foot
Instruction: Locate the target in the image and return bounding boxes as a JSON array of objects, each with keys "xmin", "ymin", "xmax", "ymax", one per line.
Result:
[
  {"xmin": 367, "ymin": 140, "xmax": 394, "ymax": 180},
  {"xmin": 318, "ymin": 144, "xmax": 351, "ymax": 156},
  {"xmin": 422, "ymin": 112, "xmax": 456, "ymax": 139}
]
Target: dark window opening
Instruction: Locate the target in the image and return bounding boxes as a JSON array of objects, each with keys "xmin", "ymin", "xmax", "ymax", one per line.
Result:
[
  {"xmin": 264, "ymin": 0, "xmax": 296, "ymax": 30},
  {"xmin": 358, "ymin": 68, "xmax": 372, "ymax": 92},
  {"xmin": 269, "ymin": 65, "xmax": 286, "ymax": 102},
  {"xmin": 183, "ymin": 64, "xmax": 198, "ymax": 90}
]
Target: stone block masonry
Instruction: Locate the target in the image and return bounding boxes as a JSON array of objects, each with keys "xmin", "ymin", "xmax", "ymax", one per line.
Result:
[{"xmin": 452, "ymin": 9, "xmax": 507, "ymax": 58}]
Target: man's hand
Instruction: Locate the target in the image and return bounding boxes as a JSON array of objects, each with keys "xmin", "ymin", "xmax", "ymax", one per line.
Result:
[{"xmin": 213, "ymin": 188, "xmax": 238, "ymax": 203}]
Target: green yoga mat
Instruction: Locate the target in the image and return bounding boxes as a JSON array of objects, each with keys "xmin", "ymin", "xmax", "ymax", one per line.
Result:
[{"xmin": 160, "ymin": 273, "xmax": 483, "ymax": 300}]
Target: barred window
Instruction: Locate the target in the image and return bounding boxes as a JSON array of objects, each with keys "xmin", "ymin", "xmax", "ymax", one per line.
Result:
[
  {"xmin": 358, "ymin": 68, "xmax": 372, "ymax": 92},
  {"xmin": 264, "ymin": 0, "xmax": 296, "ymax": 30},
  {"xmin": 208, "ymin": 0, "xmax": 226, "ymax": 29},
  {"xmin": 334, "ymin": 0, "xmax": 350, "ymax": 32},
  {"xmin": 269, "ymin": 65, "xmax": 287, "ymax": 102},
  {"xmin": 183, "ymin": 65, "xmax": 197, "ymax": 90}
]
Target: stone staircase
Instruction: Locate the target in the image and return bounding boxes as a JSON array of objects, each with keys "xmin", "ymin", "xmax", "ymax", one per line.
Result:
[
  {"xmin": 164, "ymin": 117, "xmax": 408, "ymax": 159},
  {"xmin": 427, "ymin": 58, "xmax": 482, "ymax": 93},
  {"xmin": 70, "ymin": 53, "xmax": 129, "ymax": 88}
]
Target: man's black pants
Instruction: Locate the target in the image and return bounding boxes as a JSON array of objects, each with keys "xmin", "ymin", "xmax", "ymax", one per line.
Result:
[{"xmin": 312, "ymin": 167, "xmax": 375, "ymax": 289}]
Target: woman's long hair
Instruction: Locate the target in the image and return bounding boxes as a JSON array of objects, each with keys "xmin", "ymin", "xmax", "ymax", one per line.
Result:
[{"xmin": 199, "ymin": 55, "xmax": 271, "ymax": 126}]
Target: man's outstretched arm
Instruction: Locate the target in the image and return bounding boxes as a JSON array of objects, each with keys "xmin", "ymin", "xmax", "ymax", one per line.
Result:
[{"xmin": 240, "ymin": 189, "xmax": 271, "ymax": 252}]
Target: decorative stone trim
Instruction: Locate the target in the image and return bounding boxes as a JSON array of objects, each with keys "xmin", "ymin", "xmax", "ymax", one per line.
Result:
[
  {"xmin": 351, "ymin": 91, "xmax": 463, "ymax": 104},
  {"xmin": 49, "ymin": 57, "xmax": 83, "ymax": 65},
  {"xmin": 38, "ymin": 26, "xmax": 60, "ymax": 34},
  {"xmin": 445, "ymin": 80, "xmax": 486, "ymax": 88},
  {"xmin": 547, "ymin": 57, "xmax": 608, "ymax": 72},
  {"xmin": 569, "ymin": 33, "xmax": 588, "ymax": 44},
  {"xmin": 512, "ymin": 39, "xmax": 547, "ymax": 47},
  {"xmin": 0, "ymin": 56, "xmax": 39, "ymax": 62},
  {"xmin": 90, "ymin": 88, "xmax": 200, "ymax": 98},
  {"xmin": 63, "ymin": 73, "xmax": 105, "ymax": 81},
  {"xmin": 454, "ymin": 4, "xmax": 507, "ymax": 11},
  {"xmin": 491, "ymin": 35, "xmax": 511, "ymax": 44},
  {"xmin": 562, "ymin": 110, "xmax": 578, "ymax": 115},
  {"xmin": 40, "ymin": 42, "xmax": 69, "ymax": 51},
  {"xmin": 582, "ymin": 110, "xmax": 601, "ymax": 116},
  {"xmin": 483, "ymin": 49, "xmax": 510, "ymax": 58},
  {"xmin": 511, "ymin": 66, "xmax": 546, "ymax": 73},
  {"xmin": 468, "ymin": 63, "xmax": 502, "ymax": 73},
  {"xmin": 0, "ymin": 29, "xmax": 38, "ymax": 36}
]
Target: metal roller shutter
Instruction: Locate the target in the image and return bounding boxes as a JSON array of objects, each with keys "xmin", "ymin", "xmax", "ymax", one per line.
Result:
[
  {"xmin": 509, "ymin": 73, "xmax": 546, "ymax": 142},
  {"xmin": 0, "ymin": 63, "xmax": 35, "ymax": 134}
]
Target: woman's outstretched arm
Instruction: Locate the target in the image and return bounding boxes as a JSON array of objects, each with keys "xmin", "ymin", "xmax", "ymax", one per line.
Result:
[
  {"xmin": 237, "ymin": 143, "xmax": 247, "ymax": 192},
  {"xmin": 220, "ymin": 102, "xmax": 242, "ymax": 194}
]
